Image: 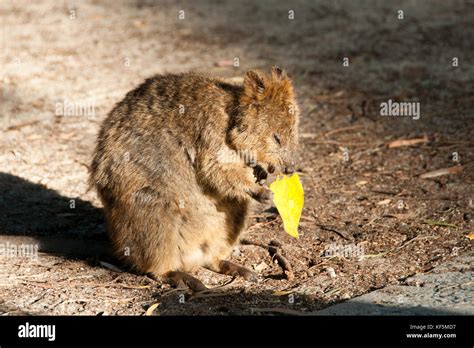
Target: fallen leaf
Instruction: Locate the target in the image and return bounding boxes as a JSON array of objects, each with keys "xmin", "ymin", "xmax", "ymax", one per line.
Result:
[
  {"xmin": 145, "ymin": 303, "xmax": 160, "ymax": 316},
  {"xmin": 89, "ymin": 15, "xmax": 105, "ymax": 21},
  {"xmin": 388, "ymin": 136, "xmax": 429, "ymax": 148},
  {"xmin": 59, "ymin": 131, "xmax": 76, "ymax": 139},
  {"xmin": 424, "ymin": 220, "xmax": 457, "ymax": 228},
  {"xmin": 300, "ymin": 215, "xmax": 316, "ymax": 222},
  {"xmin": 133, "ymin": 19, "xmax": 146, "ymax": 28},
  {"xmin": 99, "ymin": 261, "xmax": 123, "ymax": 273},
  {"xmin": 467, "ymin": 233, "xmax": 474, "ymax": 240},
  {"xmin": 420, "ymin": 165, "xmax": 464, "ymax": 179},
  {"xmin": 6, "ymin": 120, "xmax": 40, "ymax": 131},
  {"xmin": 362, "ymin": 251, "xmax": 389, "ymax": 259},
  {"xmin": 299, "ymin": 133, "xmax": 319, "ymax": 139},
  {"xmin": 214, "ymin": 59, "xmax": 234, "ymax": 67},
  {"xmin": 377, "ymin": 199, "xmax": 392, "ymax": 205},
  {"xmin": 253, "ymin": 261, "xmax": 268, "ymax": 272},
  {"xmin": 356, "ymin": 180, "xmax": 368, "ymax": 186},
  {"xmin": 325, "ymin": 267, "xmax": 337, "ymax": 278},
  {"xmin": 313, "ymin": 90, "xmax": 345, "ymax": 101},
  {"xmin": 224, "ymin": 76, "xmax": 243, "ymax": 84}
]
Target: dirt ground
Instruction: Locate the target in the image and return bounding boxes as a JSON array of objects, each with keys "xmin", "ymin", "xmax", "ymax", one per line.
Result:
[{"xmin": 1, "ymin": 0, "xmax": 473, "ymax": 315}]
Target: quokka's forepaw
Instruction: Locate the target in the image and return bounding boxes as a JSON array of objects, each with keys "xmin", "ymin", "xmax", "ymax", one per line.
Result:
[{"xmin": 251, "ymin": 187, "xmax": 274, "ymax": 204}]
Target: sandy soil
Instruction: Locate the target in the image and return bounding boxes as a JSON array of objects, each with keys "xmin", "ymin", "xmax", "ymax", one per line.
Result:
[{"xmin": 0, "ymin": 0, "xmax": 473, "ymax": 315}]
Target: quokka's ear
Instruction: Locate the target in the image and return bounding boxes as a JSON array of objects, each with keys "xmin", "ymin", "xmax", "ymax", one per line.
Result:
[
  {"xmin": 243, "ymin": 70, "xmax": 265, "ymax": 101},
  {"xmin": 271, "ymin": 66, "xmax": 287, "ymax": 80}
]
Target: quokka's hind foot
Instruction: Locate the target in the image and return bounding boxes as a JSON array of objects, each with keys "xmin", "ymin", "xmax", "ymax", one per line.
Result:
[
  {"xmin": 208, "ymin": 260, "xmax": 258, "ymax": 282},
  {"xmin": 161, "ymin": 271, "xmax": 208, "ymax": 292}
]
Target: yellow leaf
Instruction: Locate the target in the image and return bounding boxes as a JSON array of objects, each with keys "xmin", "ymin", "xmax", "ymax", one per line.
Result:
[{"xmin": 269, "ymin": 173, "xmax": 304, "ymax": 238}]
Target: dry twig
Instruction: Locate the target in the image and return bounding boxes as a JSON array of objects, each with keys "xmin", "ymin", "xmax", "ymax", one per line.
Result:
[
  {"xmin": 241, "ymin": 239, "xmax": 294, "ymax": 280},
  {"xmin": 388, "ymin": 136, "xmax": 429, "ymax": 148},
  {"xmin": 250, "ymin": 307, "xmax": 306, "ymax": 315}
]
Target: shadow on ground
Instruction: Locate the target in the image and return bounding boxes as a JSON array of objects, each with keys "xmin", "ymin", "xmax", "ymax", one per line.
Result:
[
  {"xmin": 152, "ymin": 287, "xmax": 472, "ymax": 316},
  {"xmin": 0, "ymin": 172, "xmax": 104, "ymax": 239}
]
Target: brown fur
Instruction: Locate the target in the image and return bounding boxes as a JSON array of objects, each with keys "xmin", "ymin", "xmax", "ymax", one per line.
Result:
[{"xmin": 89, "ymin": 67, "xmax": 299, "ymax": 280}]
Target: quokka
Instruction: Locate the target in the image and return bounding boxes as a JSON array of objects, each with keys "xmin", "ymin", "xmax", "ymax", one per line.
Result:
[{"xmin": 89, "ymin": 67, "xmax": 299, "ymax": 291}]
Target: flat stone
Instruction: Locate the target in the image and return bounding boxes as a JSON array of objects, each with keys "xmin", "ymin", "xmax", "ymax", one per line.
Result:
[{"xmin": 314, "ymin": 253, "xmax": 473, "ymax": 315}]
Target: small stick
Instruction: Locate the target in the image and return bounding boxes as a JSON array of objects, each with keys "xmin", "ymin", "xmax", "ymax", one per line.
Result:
[
  {"xmin": 6, "ymin": 120, "xmax": 40, "ymax": 131},
  {"xmin": 388, "ymin": 136, "xmax": 429, "ymax": 148},
  {"xmin": 271, "ymin": 252, "xmax": 294, "ymax": 281},
  {"xmin": 247, "ymin": 219, "xmax": 278, "ymax": 231},
  {"xmin": 240, "ymin": 239, "xmax": 267, "ymax": 248},
  {"xmin": 324, "ymin": 125, "xmax": 366, "ymax": 137},
  {"xmin": 241, "ymin": 239, "xmax": 294, "ymax": 280},
  {"xmin": 317, "ymin": 225, "xmax": 352, "ymax": 240},
  {"xmin": 420, "ymin": 165, "xmax": 464, "ymax": 179},
  {"xmin": 250, "ymin": 307, "xmax": 305, "ymax": 316},
  {"xmin": 370, "ymin": 189, "xmax": 400, "ymax": 196},
  {"xmin": 305, "ymin": 140, "xmax": 373, "ymax": 147}
]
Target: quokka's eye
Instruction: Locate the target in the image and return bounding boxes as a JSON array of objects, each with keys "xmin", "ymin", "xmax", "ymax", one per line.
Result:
[{"xmin": 273, "ymin": 133, "xmax": 282, "ymax": 146}]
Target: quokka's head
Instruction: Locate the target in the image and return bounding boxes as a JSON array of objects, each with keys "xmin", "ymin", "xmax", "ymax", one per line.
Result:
[{"xmin": 229, "ymin": 67, "xmax": 300, "ymax": 178}]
